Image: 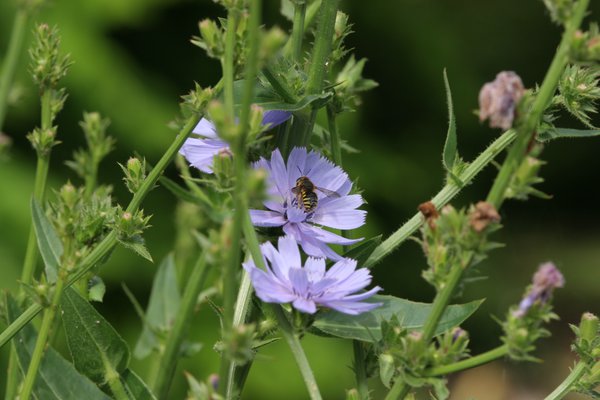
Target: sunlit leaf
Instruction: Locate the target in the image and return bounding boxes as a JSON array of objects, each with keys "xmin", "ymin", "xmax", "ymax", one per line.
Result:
[
  {"xmin": 5, "ymin": 293, "xmax": 111, "ymax": 400},
  {"xmin": 31, "ymin": 199, "xmax": 63, "ymax": 283},
  {"xmin": 60, "ymin": 287, "xmax": 130, "ymax": 384},
  {"xmin": 134, "ymin": 254, "xmax": 181, "ymax": 359},
  {"xmin": 312, "ymin": 296, "xmax": 484, "ymax": 342}
]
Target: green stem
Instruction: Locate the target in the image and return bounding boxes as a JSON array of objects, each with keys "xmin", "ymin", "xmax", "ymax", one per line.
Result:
[
  {"xmin": 352, "ymin": 341, "xmax": 370, "ymax": 400},
  {"xmin": 272, "ymin": 306, "xmax": 323, "ymax": 400},
  {"xmin": 105, "ymin": 362, "xmax": 130, "ymax": 400},
  {"xmin": 425, "ymin": 345, "xmax": 508, "ymax": 376},
  {"xmin": 384, "ymin": 379, "xmax": 411, "ymax": 400},
  {"xmin": 20, "ymin": 274, "xmax": 66, "ymax": 400},
  {"xmin": 421, "ymin": 265, "xmax": 465, "ymax": 342},
  {"xmin": 544, "ymin": 361, "xmax": 588, "ymax": 400},
  {"xmin": 219, "ymin": 1, "xmax": 261, "ymax": 396},
  {"xmin": 153, "ymin": 254, "xmax": 209, "ymax": 399},
  {"xmin": 486, "ymin": 0, "xmax": 589, "ymax": 208},
  {"xmin": 262, "ymin": 66, "xmax": 299, "ymax": 104},
  {"xmin": 222, "ymin": 9, "xmax": 237, "ymax": 118},
  {"xmin": 327, "ymin": 105, "xmax": 342, "ymax": 166},
  {"xmin": 294, "ymin": 0, "xmax": 339, "ymax": 146},
  {"xmin": 0, "ymin": 9, "xmax": 29, "ymax": 130},
  {"xmin": 83, "ymin": 159, "xmax": 98, "ymax": 200},
  {"xmin": 290, "ymin": 1, "xmax": 307, "ymax": 62},
  {"xmin": 364, "ymin": 129, "xmax": 517, "ymax": 269},
  {"xmin": 0, "ymin": 115, "xmax": 201, "ymax": 350}
]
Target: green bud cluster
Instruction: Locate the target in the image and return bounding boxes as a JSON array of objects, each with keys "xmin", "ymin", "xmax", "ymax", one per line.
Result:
[
  {"xmin": 185, "ymin": 371, "xmax": 224, "ymax": 400},
  {"xmin": 332, "ymin": 56, "xmax": 378, "ymax": 113},
  {"xmin": 420, "ymin": 203, "xmax": 502, "ymax": 293},
  {"xmin": 66, "ymin": 112, "xmax": 114, "ymax": 181},
  {"xmin": 556, "ymin": 65, "xmax": 600, "ymax": 128},
  {"xmin": 119, "ymin": 157, "xmax": 147, "ymax": 194},
  {"xmin": 330, "ymin": 11, "xmax": 352, "ymax": 64},
  {"xmin": 542, "ymin": 0, "xmax": 576, "ymax": 26},
  {"xmin": 29, "ymin": 24, "xmax": 72, "ymax": 92},
  {"xmin": 571, "ymin": 313, "xmax": 600, "ymax": 395},
  {"xmin": 504, "ymin": 144, "xmax": 549, "ymax": 201},
  {"xmin": 571, "ymin": 24, "xmax": 600, "ymax": 62},
  {"xmin": 26, "ymin": 126, "xmax": 58, "ymax": 157},
  {"xmin": 214, "ymin": 323, "xmax": 257, "ymax": 366},
  {"xmin": 375, "ymin": 318, "xmax": 468, "ymax": 399},
  {"xmin": 180, "ymin": 83, "xmax": 214, "ymax": 121},
  {"xmin": 113, "ymin": 207, "xmax": 153, "ymax": 261}
]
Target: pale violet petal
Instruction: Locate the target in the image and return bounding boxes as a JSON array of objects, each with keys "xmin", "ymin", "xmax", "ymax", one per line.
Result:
[
  {"xmin": 192, "ymin": 118, "xmax": 219, "ymax": 139},
  {"xmin": 249, "ymin": 210, "xmax": 286, "ymax": 227},
  {"xmin": 287, "ymin": 206, "xmax": 308, "ymax": 223},
  {"xmin": 288, "ymin": 267, "xmax": 310, "ymax": 296},
  {"xmin": 304, "ymin": 257, "xmax": 326, "ymax": 282},
  {"xmin": 270, "ymin": 149, "xmax": 290, "ymax": 198},
  {"xmin": 277, "ymin": 236, "xmax": 302, "ymax": 269},
  {"xmin": 262, "ymin": 110, "xmax": 292, "ymax": 128},
  {"xmin": 310, "ymin": 209, "xmax": 367, "ymax": 230},
  {"xmin": 292, "ymin": 298, "xmax": 317, "ymax": 314},
  {"xmin": 298, "ymin": 224, "xmax": 362, "ymax": 246},
  {"xmin": 179, "ymin": 138, "xmax": 229, "ymax": 174},
  {"xmin": 287, "ymin": 147, "xmax": 308, "ymax": 188}
]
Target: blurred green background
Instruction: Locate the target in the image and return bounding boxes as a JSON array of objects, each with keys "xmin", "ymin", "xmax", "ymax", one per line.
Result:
[{"xmin": 1, "ymin": 0, "xmax": 600, "ymax": 398}]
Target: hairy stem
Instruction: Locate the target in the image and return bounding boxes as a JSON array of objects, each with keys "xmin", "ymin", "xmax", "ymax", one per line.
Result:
[
  {"xmin": 223, "ymin": 9, "xmax": 237, "ymax": 118},
  {"xmin": 364, "ymin": 129, "xmax": 517, "ymax": 269},
  {"xmin": 153, "ymin": 254, "xmax": 209, "ymax": 399},
  {"xmin": 544, "ymin": 361, "xmax": 588, "ymax": 400},
  {"xmin": 425, "ymin": 345, "xmax": 508, "ymax": 376},
  {"xmin": 20, "ymin": 274, "xmax": 66, "ymax": 400},
  {"xmin": 0, "ymin": 9, "xmax": 28, "ymax": 130},
  {"xmin": 290, "ymin": 1, "xmax": 307, "ymax": 61}
]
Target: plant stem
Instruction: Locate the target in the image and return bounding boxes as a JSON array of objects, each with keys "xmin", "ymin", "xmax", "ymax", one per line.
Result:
[
  {"xmin": 272, "ymin": 305, "xmax": 323, "ymax": 400},
  {"xmin": 0, "ymin": 115, "xmax": 201, "ymax": 349},
  {"xmin": 20, "ymin": 273, "xmax": 66, "ymax": 400},
  {"xmin": 262, "ymin": 66, "xmax": 299, "ymax": 104},
  {"xmin": 290, "ymin": 1, "xmax": 307, "ymax": 62},
  {"xmin": 293, "ymin": 0, "xmax": 339, "ymax": 146},
  {"xmin": 327, "ymin": 104, "xmax": 342, "ymax": 166},
  {"xmin": 223, "ymin": 9, "xmax": 237, "ymax": 118},
  {"xmin": 104, "ymin": 361, "xmax": 130, "ymax": 400},
  {"xmin": 153, "ymin": 254, "xmax": 209, "ymax": 399},
  {"xmin": 486, "ymin": 0, "xmax": 589, "ymax": 209},
  {"xmin": 544, "ymin": 361, "xmax": 588, "ymax": 400},
  {"xmin": 364, "ymin": 129, "xmax": 517, "ymax": 269},
  {"xmin": 425, "ymin": 345, "xmax": 508, "ymax": 376},
  {"xmin": 353, "ymin": 341, "xmax": 370, "ymax": 400},
  {"xmin": 0, "ymin": 8, "xmax": 29, "ymax": 131}
]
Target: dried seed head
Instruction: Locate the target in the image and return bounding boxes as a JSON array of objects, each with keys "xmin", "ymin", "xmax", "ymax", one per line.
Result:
[
  {"xmin": 479, "ymin": 71, "xmax": 525, "ymax": 130},
  {"xmin": 418, "ymin": 201, "xmax": 439, "ymax": 229},
  {"xmin": 469, "ymin": 201, "xmax": 501, "ymax": 232}
]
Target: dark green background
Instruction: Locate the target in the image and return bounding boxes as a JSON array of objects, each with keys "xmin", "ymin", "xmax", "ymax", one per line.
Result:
[{"xmin": 1, "ymin": 0, "xmax": 600, "ymax": 398}]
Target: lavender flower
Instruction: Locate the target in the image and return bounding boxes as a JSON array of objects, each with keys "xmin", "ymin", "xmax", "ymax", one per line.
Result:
[
  {"xmin": 250, "ymin": 147, "xmax": 366, "ymax": 260},
  {"xmin": 515, "ymin": 262, "xmax": 565, "ymax": 317},
  {"xmin": 479, "ymin": 71, "xmax": 525, "ymax": 130},
  {"xmin": 243, "ymin": 236, "xmax": 382, "ymax": 315},
  {"xmin": 179, "ymin": 110, "xmax": 291, "ymax": 173}
]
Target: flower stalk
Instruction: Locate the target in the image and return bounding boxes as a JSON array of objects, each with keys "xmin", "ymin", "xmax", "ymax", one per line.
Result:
[
  {"xmin": 290, "ymin": 0, "xmax": 307, "ymax": 62},
  {"xmin": 0, "ymin": 8, "xmax": 28, "ymax": 131},
  {"xmin": 544, "ymin": 361, "xmax": 588, "ymax": 400},
  {"xmin": 424, "ymin": 344, "xmax": 509, "ymax": 376}
]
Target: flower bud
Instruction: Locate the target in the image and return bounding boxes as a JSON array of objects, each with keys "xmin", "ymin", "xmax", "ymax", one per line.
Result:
[
  {"xmin": 59, "ymin": 181, "xmax": 78, "ymax": 209},
  {"xmin": 579, "ymin": 312, "xmax": 599, "ymax": 344},
  {"xmin": 261, "ymin": 27, "xmax": 287, "ymax": 61},
  {"xmin": 479, "ymin": 71, "xmax": 525, "ymax": 130},
  {"xmin": 345, "ymin": 389, "xmax": 360, "ymax": 400},
  {"xmin": 378, "ymin": 353, "xmax": 395, "ymax": 388},
  {"xmin": 208, "ymin": 373, "xmax": 219, "ymax": 392}
]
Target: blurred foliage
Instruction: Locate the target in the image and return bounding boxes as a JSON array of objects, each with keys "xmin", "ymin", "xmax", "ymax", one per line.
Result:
[{"xmin": 1, "ymin": 0, "xmax": 600, "ymax": 398}]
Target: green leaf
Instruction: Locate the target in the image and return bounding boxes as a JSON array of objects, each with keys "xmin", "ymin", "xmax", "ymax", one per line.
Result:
[
  {"xmin": 312, "ymin": 296, "xmax": 484, "ymax": 343},
  {"xmin": 343, "ymin": 235, "xmax": 382, "ymax": 266},
  {"xmin": 5, "ymin": 293, "xmax": 111, "ymax": 400},
  {"xmin": 232, "ymin": 79, "xmax": 332, "ymax": 112},
  {"xmin": 442, "ymin": 69, "xmax": 458, "ymax": 174},
  {"xmin": 134, "ymin": 254, "xmax": 181, "ymax": 359},
  {"xmin": 537, "ymin": 127, "xmax": 600, "ymax": 142},
  {"xmin": 31, "ymin": 198, "xmax": 63, "ymax": 283},
  {"xmin": 118, "ymin": 237, "xmax": 153, "ymax": 262},
  {"xmin": 121, "ymin": 369, "xmax": 157, "ymax": 400},
  {"xmin": 60, "ymin": 287, "xmax": 130, "ymax": 384}
]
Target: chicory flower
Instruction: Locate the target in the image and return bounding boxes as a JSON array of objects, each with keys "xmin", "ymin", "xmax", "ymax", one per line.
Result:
[
  {"xmin": 514, "ymin": 262, "xmax": 564, "ymax": 317},
  {"xmin": 243, "ymin": 236, "xmax": 382, "ymax": 315},
  {"xmin": 179, "ymin": 110, "xmax": 291, "ymax": 173},
  {"xmin": 250, "ymin": 147, "xmax": 366, "ymax": 260}
]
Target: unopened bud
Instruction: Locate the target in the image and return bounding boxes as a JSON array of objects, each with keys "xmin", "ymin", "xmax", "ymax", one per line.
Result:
[
  {"xmin": 378, "ymin": 353, "xmax": 395, "ymax": 388},
  {"xmin": 479, "ymin": 71, "xmax": 525, "ymax": 130},
  {"xmin": 469, "ymin": 201, "xmax": 501, "ymax": 232},
  {"xmin": 208, "ymin": 373, "xmax": 219, "ymax": 391},
  {"xmin": 345, "ymin": 389, "xmax": 360, "ymax": 400},
  {"xmin": 59, "ymin": 181, "xmax": 78, "ymax": 208},
  {"xmin": 418, "ymin": 201, "xmax": 438, "ymax": 229},
  {"xmin": 579, "ymin": 312, "xmax": 599, "ymax": 344},
  {"xmin": 261, "ymin": 27, "xmax": 287, "ymax": 60}
]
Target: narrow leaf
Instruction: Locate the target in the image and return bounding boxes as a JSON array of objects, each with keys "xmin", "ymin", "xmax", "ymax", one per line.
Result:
[
  {"xmin": 31, "ymin": 199, "xmax": 63, "ymax": 283},
  {"xmin": 5, "ymin": 293, "xmax": 111, "ymax": 400},
  {"xmin": 537, "ymin": 127, "xmax": 600, "ymax": 142},
  {"xmin": 232, "ymin": 79, "xmax": 332, "ymax": 112},
  {"xmin": 134, "ymin": 254, "xmax": 181, "ymax": 359},
  {"xmin": 312, "ymin": 296, "xmax": 484, "ymax": 343},
  {"xmin": 343, "ymin": 235, "xmax": 382, "ymax": 267},
  {"xmin": 442, "ymin": 69, "xmax": 458, "ymax": 173},
  {"xmin": 61, "ymin": 287, "xmax": 130, "ymax": 384},
  {"xmin": 118, "ymin": 237, "xmax": 153, "ymax": 262},
  {"xmin": 121, "ymin": 369, "xmax": 157, "ymax": 400}
]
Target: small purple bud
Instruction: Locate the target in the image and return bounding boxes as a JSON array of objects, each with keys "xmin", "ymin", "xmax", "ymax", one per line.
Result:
[
  {"xmin": 209, "ymin": 373, "xmax": 219, "ymax": 391},
  {"xmin": 451, "ymin": 327, "xmax": 467, "ymax": 343},
  {"xmin": 479, "ymin": 71, "xmax": 525, "ymax": 130},
  {"xmin": 515, "ymin": 262, "xmax": 564, "ymax": 317}
]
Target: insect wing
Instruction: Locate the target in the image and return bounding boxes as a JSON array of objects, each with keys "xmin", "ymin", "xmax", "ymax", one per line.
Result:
[{"xmin": 315, "ymin": 186, "xmax": 341, "ymax": 198}]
